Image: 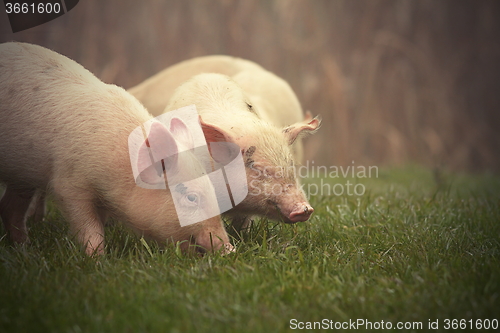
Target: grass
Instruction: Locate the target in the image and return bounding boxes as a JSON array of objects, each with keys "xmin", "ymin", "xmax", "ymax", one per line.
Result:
[{"xmin": 0, "ymin": 166, "xmax": 499, "ymax": 332}]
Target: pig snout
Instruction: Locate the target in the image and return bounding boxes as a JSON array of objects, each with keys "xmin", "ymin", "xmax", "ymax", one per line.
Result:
[
  {"xmin": 281, "ymin": 202, "xmax": 314, "ymax": 223},
  {"xmin": 288, "ymin": 202, "xmax": 314, "ymax": 222},
  {"xmin": 195, "ymin": 242, "xmax": 235, "ymax": 255},
  {"xmin": 222, "ymin": 243, "xmax": 235, "ymax": 255}
]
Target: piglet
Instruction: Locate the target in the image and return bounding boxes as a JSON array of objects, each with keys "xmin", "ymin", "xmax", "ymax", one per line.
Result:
[
  {"xmin": 164, "ymin": 73, "xmax": 321, "ymax": 230},
  {"xmin": 0, "ymin": 42, "xmax": 232, "ymax": 255}
]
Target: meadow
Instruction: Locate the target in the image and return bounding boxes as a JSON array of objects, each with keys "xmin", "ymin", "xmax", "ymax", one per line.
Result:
[{"xmin": 0, "ymin": 166, "xmax": 499, "ymax": 332}]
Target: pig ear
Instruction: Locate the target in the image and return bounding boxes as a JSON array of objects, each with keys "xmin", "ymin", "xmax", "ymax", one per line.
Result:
[
  {"xmin": 199, "ymin": 116, "xmax": 240, "ymax": 162},
  {"xmin": 170, "ymin": 117, "xmax": 194, "ymax": 150},
  {"xmin": 199, "ymin": 115, "xmax": 233, "ymax": 143},
  {"xmin": 137, "ymin": 122, "xmax": 179, "ymax": 184},
  {"xmin": 283, "ymin": 113, "xmax": 322, "ymax": 145}
]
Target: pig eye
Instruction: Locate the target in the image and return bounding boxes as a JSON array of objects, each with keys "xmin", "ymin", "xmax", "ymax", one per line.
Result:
[{"xmin": 186, "ymin": 193, "xmax": 198, "ymax": 204}]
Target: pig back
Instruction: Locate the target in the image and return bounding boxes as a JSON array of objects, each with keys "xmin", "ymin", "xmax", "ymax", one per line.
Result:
[
  {"xmin": 129, "ymin": 55, "xmax": 263, "ymax": 116},
  {"xmin": 0, "ymin": 42, "xmax": 150, "ymax": 190}
]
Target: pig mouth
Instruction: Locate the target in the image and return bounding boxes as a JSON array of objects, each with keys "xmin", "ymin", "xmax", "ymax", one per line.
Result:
[{"xmin": 282, "ymin": 216, "xmax": 299, "ymax": 224}]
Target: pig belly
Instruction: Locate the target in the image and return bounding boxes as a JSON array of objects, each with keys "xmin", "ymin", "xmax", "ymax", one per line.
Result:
[{"xmin": 0, "ymin": 124, "xmax": 53, "ymax": 190}]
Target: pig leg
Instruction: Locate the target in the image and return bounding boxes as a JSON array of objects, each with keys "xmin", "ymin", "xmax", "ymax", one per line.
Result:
[
  {"xmin": 230, "ymin": 216, "xmax": 253, "ymax": 234},
  {"xmin": 25, "ymin": 190, "xmax": 46, "ymax": 223},
  {"xmin": 0, "ymin": 186, "xmax": 36, "ymax": 243},
  {"xmin": 53, "ymin": 186, "xmax": 105, "ymax": 256},
  {"xmin": 65, "ymin": 200, "xmax": 105, "ymax": 256}
]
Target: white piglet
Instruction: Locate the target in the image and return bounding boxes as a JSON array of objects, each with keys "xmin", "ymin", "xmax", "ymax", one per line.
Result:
[
  {"xmin": 0, "ymin": 42, "xmax": 231, "ymax": 255},
  {"xmin": 164, "ymin": 73, "xmax": 321, "ymax": 230}
]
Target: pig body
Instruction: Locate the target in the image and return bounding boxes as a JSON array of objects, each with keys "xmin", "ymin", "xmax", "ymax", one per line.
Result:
[
  {"xmin": 128, "ymin": 55, "xmax": 308, "ymax": 162},
  {"xmin": 0, "ymin": 42, "xmax": 231, "ymax": 255},
  {"xmin": 163, "ymin": 73, "xmax": 321, "ymax": 230}
]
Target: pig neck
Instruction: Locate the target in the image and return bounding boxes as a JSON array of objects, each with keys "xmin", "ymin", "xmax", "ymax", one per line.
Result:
[{"xmin": 98, "ymin": 130, "xmax": 176, "ymax": 232}]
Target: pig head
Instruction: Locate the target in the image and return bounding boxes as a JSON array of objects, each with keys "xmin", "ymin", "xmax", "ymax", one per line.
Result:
[
  {"xmin": 130, "ymin": 117, "xmax": 232, "ymax": 254},
  {"xmin": 200, "ymin": 114, "xmax": 321, "ymax": 224}
]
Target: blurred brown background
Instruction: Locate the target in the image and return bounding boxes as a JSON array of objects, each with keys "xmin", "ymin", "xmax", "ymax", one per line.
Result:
[{"xmin": 1, "ymin": 0, "xmax": 499, "ymax": 172}]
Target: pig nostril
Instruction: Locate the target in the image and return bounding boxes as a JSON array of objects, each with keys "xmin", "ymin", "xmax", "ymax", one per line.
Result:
[{"xmin": 303, "ymin": 206, "xmax": 313, "ymax": 216}]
